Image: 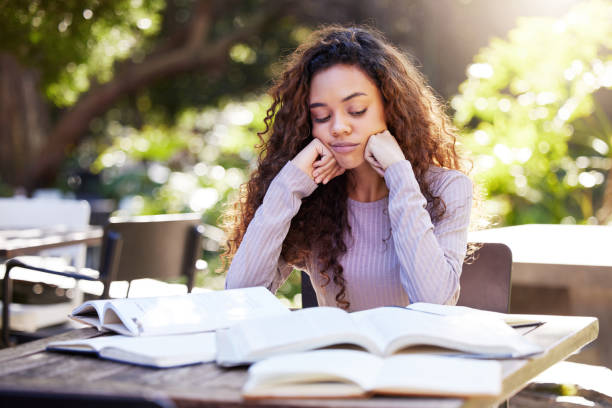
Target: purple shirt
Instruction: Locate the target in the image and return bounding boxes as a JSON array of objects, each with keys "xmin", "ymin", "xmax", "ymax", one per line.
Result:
[{"xmin": 225, "ymin": 160, "xmax": 472, "ymax": 311}]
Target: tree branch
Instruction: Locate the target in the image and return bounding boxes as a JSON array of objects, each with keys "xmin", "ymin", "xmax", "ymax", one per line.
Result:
[{"xmin": 27, "ymin": 2, "xmax": 284, "ymax": 189}]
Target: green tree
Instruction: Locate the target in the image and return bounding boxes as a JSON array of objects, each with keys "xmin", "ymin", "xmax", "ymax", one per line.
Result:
[
  {"xmin": 0, "ymin": 0, "xmax": 297, "ymax": 190},
  {"xmin": 454, "ymin": 0, "xmax": 612, "ymax": 225}
]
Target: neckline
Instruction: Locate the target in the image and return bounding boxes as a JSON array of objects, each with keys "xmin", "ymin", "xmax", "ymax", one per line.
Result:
[{"xmin": 347, "ymin": 196, "xmax": 388, "ymax": 209}]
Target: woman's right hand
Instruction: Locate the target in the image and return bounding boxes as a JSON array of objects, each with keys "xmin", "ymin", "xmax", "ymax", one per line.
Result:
[{"xmin": 292, "ymin": 139, "xmax": 345, "ymax": 184}]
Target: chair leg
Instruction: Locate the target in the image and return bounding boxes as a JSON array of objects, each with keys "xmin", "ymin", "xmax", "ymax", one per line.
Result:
[{"xmin": 2, "ymin": 258, "xmax": 24, "ymax": 347}]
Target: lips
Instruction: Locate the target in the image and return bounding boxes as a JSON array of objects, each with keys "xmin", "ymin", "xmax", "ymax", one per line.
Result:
[{"xmin": 330, "ymin": 143, "xmax": 359, "ymax": 154}]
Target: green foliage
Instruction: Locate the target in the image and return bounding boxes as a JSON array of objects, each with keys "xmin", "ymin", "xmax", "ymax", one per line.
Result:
[
  {"xmin": 454, "ymin": 0, "xmax": 612, "ymax": 225},
  {"xmin": 18, "ymin": 0, "xmax": 311, "ymax": 303},
  {"xmin": 0, "ymin": 0, "xmax": 164, "ymax": 106},
  {"xmin": 72, "ymin": 96, "xmax": 278, "ymax": 292}
]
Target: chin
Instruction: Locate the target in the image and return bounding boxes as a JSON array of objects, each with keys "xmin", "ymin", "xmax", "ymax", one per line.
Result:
[{"xmin": 336, "ymin": 157, "xmax": 365, "ymax": 170}]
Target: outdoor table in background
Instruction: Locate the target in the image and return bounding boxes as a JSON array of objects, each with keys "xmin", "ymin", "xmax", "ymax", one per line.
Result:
[
  {"xmin": 0, "ymin": 226, "xmax": 103, "ymax": 259},
  {"xmin": 0, "ymin": 226, "xmax": 104, "ymax": 339},
  {"xmin": 0, "ymin": 314, "xmax": 598, "ymax": 408},
  {"xmin": 469, "ymin": 224, "xmax": 612, "ymax": 367}
]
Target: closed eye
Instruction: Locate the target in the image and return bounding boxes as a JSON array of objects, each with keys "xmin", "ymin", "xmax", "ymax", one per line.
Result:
[
  {"xmin": 313, "ymin": 115, "xmax": 331, "ymax": 123},
  {"xmin": 350, "ymin": 108, "xmax": 367, "ymax": 116}
]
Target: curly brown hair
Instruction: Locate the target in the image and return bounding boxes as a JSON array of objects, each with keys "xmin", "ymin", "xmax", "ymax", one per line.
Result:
[{"xmin": 222, "ymin": 25, "xmax": 466, "ymax": 309}]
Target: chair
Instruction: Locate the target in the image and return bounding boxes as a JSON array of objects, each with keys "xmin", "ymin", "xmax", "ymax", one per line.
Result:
[
  {"xmin": 0, "ymin": 197, "xmax": 91, "ymax": 269},
  {"xmin": 301, "ymin": 242, "xmax": 513, "ymax": 313},
  {"xmin": 2, "ymin": 213, "xmax": 204, "ymax": 346},
  {"xmin": 0, "ymin": 198, "xmax": 91, "ymax": 338},
  {"xmin": 456, "ymin": 243, "xmax": 513, "ymax": 313}
]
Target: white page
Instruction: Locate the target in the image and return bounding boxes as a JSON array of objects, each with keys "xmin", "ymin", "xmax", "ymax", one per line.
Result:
[
  {"xmin": 407, "ymin": 302, "xmax": 544, "ymax": 327},
  {"xmin": 218, "ymin": 307, "xmax": 380, "ymax": 365},
  {"xmin": 241, "ymin": 307, "xmax": 377, "ymax": 352},
  {"xmin": 352, "ymin": 307, "xmax": 542, "ymax": 357},
  {"xmin": 244, "ymin": 349, "xmax": 383, "ymax": 393},
  {"xmin": 48, "ymin": 335, "xmax": 122, "ymax": 352},
  {"xmin": 407, "ymin": 302, "xmax": 485, "ymax": 317},
  {"xmin": 99, "ymin": 332, "xmax": 216, "ymax": 367},
  {"xmin": 100, "ymin": 287, "xmax": 290, "ymax": 336},
  {"xmin": 374, "ymin": 354, "xmax": 501, "ymax": 396},
  {"xmin": 48, "ymin": 332, "xmax": 216, "ymax": 368},
  {"xmin": 69, "ymin": 299, "xmax": 108, "ymax": 329}
]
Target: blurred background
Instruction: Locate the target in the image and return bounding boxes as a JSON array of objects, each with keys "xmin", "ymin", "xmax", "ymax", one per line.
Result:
[{"xmin": 1, "ymin": 0, "xmax": 611, "ymax": 308}]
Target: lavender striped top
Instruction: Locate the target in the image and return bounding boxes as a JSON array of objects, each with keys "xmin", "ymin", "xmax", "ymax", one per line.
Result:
[{"xmin": 225, "ymin": 160, "xmax": 473, "ymax": 311}]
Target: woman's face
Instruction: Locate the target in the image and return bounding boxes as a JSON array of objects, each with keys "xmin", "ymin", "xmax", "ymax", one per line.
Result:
[{"xmin": 309, "ymin": 64, "xmax": 387, "ymax": 170}]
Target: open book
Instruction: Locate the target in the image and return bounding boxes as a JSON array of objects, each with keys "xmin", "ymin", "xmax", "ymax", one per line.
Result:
[
  {"xmin": 47, "ymin": 332, "xmax": 216, "ymax": 368},
  {"xmin": 216, "ymin": 305, "xmax": 543, "ymax": 366},
  {"xmin": 406, "ymin": 302, "xmax": 545, "ymax": 328},
  {"xmin": 69, "ymin": 286, "xmax": 289, "ymax": 336},
  {"xmin": 243, "ymin": 349, "xmax": 502, "ymax": 398}
]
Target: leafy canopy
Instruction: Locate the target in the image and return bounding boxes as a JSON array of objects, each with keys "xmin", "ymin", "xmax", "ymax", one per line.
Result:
[
  {"xmin": 454, "ymin": 0, "xmax": 612, "ymax": 225},
  {"xmin": 0, "ymin": 0, "xmax": 164, "ymax": 106}
]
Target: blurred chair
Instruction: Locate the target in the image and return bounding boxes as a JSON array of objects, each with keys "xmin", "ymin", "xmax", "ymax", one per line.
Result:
[
  {"xmin": 0, "ymin": 197, "xmax": 91, "ymax": 269},
  {"xmin": 301, "ymin": 242, "xmax": 513, "ymax": 313},
  {"xmin": 456, "ymin": 242, "xmax": 513, "ymax": 313},
  {"xmin": 0, "ymin": 198, "xmax": 91, "ymax": 338},
  {"xmin": 2, "ymin": 213, "xmax": 204, "ymax": 346}
]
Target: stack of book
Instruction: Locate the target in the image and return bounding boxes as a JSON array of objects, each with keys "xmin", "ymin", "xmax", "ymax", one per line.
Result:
[{"xmin": 48, "ymin": 287, "xmax": 545, "ymax": 399}]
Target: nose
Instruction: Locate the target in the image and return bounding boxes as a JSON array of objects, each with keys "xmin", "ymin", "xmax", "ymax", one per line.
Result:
[{"xmin": 331, "ymin": 114, "xmax": 351, "ymax": 137}]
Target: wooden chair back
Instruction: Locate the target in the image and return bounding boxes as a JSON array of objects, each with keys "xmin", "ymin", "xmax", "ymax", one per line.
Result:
[
  {"xmin": 301, "ymin": 242, "xmax": 513, "ymax": 312},
  {"xmin": 98, "ymin": 213, "xmax": 203, "ymax": 298},
  {"xmin": 456, "ymin": 242, "xmax": 512, "ymax": 313}
]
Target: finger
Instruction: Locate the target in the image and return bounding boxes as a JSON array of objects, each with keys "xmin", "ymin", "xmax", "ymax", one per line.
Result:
[
  {"xmin": 313, "ymin": 157, "xmax": 337, "ymax": 176},
  {"xmin": 316, "ymin": 162, "xmax": 340, "ymax": 183},
  {"xmin": 364, "ymin": 150, "xmax": 380, "ymax": 168},
  {"xmin": 364, "ymin": 150, "xmax": 385, "ymax": 177},
  {"xmin": 366, "ymin": 156, "xmax": 384, "ymax": 176},
  {"xmin": 314, "ymin": 150, "xmax": 335, "ymax": 166},
  {"xmin": 319, "ymin": 161, "xmax": 343, "ymax": 182},
  {"xmin": 323, "ymin": 166, "xmax": 346, "ymax": 184}
]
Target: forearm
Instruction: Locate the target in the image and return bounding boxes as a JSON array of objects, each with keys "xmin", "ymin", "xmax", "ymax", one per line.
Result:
[
  {"xmin": 385, "ymin": 161, "xmax": 472, "ymax": 304},
  {"xmin": 225, "ymin": 162, "xmax": 317, "ymax": 292}
]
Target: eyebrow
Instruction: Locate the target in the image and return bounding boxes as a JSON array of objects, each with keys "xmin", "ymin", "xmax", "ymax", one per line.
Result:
[{"xmin": 309, "ymin": 92, "xmax": 367, "ymax": 108}]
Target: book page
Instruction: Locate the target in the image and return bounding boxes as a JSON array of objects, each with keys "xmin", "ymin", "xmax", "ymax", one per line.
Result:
[
  {"xmin": 243, "ymin": 349, "xmax": 383, "ymax": 397},
  {"xmin": 217, "ymin": 307, "xmax": 380, "ymax": 365},
  {"xmin": 352, "ymin": 307, "xmax": 542, "ymax": 357},
  {"xmin": 69, "ymin": 299, "xmax": 108, "ymax": 329},
  {"xmin": 99, "ymin": 332, "xmax": 216, "ymax": 368},
  {"xmin": 101, "ymin": 286, "xmax": 289, "ymax": 336},
  {"xmin": 407, "ymin": 302, "xmax": 544, "ymax": 327},
  {"xmin": 47, "ymin": 336, "xmax": 107, "ymax": 353},
  {"xmin": 48, "ymin": 333, "xmax": 216, "ymax": 368},
  {"xmin": 374, "ymin": 354, "xmax": 501, "ymax": 397}
]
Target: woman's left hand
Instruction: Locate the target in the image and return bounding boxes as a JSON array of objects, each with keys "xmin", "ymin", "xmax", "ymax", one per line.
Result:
[{"xmin": 364, "ymin": 130, "xmax": 406, "ymax": 176}]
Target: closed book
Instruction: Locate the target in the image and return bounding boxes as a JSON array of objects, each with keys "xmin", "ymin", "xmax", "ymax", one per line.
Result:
[{"xmin": 47, "ymin": 332, "xmax": 216, "ymax": 368}]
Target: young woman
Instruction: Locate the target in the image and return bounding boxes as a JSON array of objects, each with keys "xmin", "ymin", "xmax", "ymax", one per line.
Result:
[{"xmin": 222, "ymin": 25, "xmax": 473, "ymax": 311}]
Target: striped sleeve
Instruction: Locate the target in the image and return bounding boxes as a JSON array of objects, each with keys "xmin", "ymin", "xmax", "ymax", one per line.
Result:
[
  {"xmin": 384, "ymin": 160, "xmax": 472, "ymax": 304},
  {"xmin": 225, "ymin": 161, "xmax": 318, "ymax": 292}
]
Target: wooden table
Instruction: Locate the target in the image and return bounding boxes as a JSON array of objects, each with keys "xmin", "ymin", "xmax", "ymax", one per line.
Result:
[
  {"xmin": 0, "ymin": 226, "xmax": 103, "ymax": 259},
  {"xmin": 468, "ymin": 224, "xmax": 612, "ymax": 367},
  {"xmin": 0, "ymin": 314, "xmax": 598, "ymax": 408}
]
